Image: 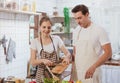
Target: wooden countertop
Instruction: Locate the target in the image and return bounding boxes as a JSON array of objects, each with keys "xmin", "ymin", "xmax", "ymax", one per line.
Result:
[{"xmin": 104, "ymin": 59, "xmax": 120, "ymax": 66}]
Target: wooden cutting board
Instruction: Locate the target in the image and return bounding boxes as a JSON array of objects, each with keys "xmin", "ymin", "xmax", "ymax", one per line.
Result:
[{"xmin": 51, "ymin": 63, "xmax": 69, "ymax": 74}]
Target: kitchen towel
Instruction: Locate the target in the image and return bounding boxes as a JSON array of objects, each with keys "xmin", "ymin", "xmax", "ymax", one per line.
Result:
[
  {"xmin": 0, "ymin": 35, "xmax": 7, "ymax": 55},
  {"xmin": 6, "ymin": 38, "xmax": 16, "ymax": 63}
]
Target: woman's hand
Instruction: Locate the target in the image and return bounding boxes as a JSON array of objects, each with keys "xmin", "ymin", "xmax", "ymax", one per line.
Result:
[
  {"xmin": 41, "ymin": 59, "xmax": 53, "ymax": 66},
  {"xmin": 62, "ymin": 56, "xmax": 70, "ymax": 65},
  {"xmin": 85, "ymin": 65, "xmax": 96, "ymax": 79}
]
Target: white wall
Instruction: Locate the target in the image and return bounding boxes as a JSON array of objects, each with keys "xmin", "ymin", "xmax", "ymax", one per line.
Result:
[
  {"xmin": 0, "ymin": 12, "xmax": 30, "ymax": 78},
  {"xmin": 36, "ymin": 0, "xmax": 56, "ymax": 16},
  {"xmin": 90, "ymin": 0, "xmax": 120, "ymax": 53}
]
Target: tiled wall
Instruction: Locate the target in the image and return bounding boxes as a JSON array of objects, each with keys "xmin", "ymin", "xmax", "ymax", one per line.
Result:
[
  {"xmin": 36, "ymin": 0, "xmax": 56, "ymax": 16},
  {"xmin": 0, "ymin": 12, "xmax": 30, "ymax": 78}
]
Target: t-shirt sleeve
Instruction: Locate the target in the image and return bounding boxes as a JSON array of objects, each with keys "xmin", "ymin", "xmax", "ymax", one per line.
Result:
[
  {"xmin": 99, "ymin": 28, "xmax": 110, "ymax": 45},
  {"xmin": 56, "ymin": 36, "xmax": 64, "ymax": 48},
  {"xmin": 30, "ymin": 39, "xmax": 37, "ymax": 50}
]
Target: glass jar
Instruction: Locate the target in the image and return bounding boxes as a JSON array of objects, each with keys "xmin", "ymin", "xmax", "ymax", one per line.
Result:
[
  {"xmin": 11, "ymin": 0, "xmax": 19, "ymax": 10},
  {"xmin": 20, "ymin": 0, "xmax": 30, "ymax": 11},
  {"xmin": 4, "ymin": 0, "xmax": 19, "ymax": 10},
  {"xmin": 5, "ymin": 0, "xmax": 12, "ymax": 9},
  {"xmin": 0, "ymin": 0, "xmax": 5, "ymax": 8}
]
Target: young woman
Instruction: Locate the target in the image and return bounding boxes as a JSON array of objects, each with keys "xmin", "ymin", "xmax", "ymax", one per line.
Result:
[{"xmin": 30, "ymin": 16, "xmax": 71, "ymax": 83}]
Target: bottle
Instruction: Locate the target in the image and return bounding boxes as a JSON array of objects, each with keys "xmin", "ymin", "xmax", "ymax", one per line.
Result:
[
  {"xmin": 21, "ymin": 0, "xmax": 30, "ymax": 11},
  {"xmin": 11, "ymin": 0, "xmax": 19, "ymax": 10},
  {"xmin": 63, "ymin": 7, "xmax": 70, "ymax": 33},
  {"xmin": 0, "ymin": 0, "xmax": 5, "ymax": 8},
  {"xmin": 31, "ymin": 0, "xmax": 36, "ymax": 12},
  {"xmin": 76, "ymin": 80, "xmax": 82, "ymax": 83}
]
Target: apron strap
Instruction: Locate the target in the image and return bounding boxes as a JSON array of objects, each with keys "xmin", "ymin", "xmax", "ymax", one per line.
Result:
[
  {"xmin": 48, "ymin": 36, "xmax": 59, "ymax": 61},
  {"xmin": 77, "ymin": 27, "xmax": 82, "ymax": 40},
  {"xmin": 40, "ymin": 35, "xmax": 55, "ymax": 51},
  {"xmin": 50, "ymin": 36, "xmax": 60, "ymax": 61},
  {"xmin": 50, "ymin": 36, "xmax": 56, "ymax": 51},
  {"xmin": 40, "ymin": 35, "xmax": 43, "ymax": 50}
]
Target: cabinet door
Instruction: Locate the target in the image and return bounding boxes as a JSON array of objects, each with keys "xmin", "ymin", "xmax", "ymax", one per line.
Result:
[{"xmin": 101, "ymin": 65, "xmax": 120, "ymax": 83}]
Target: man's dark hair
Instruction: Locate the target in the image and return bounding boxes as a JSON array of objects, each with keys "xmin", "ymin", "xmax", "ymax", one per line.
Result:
[{"xmin": 72, "ymin": 4, "xmax": 89, "ymax": 15}]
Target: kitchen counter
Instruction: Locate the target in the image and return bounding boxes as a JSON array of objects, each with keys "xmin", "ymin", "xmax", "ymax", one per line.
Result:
[{"xmin": 104, "ymin": 59, "xmax": 120, "ymax": 66}]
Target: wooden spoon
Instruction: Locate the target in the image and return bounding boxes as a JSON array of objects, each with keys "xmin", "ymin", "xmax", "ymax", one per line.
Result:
[{"xmin": 46, "ymin": 65, "xmax": 60, "ymax": 81}]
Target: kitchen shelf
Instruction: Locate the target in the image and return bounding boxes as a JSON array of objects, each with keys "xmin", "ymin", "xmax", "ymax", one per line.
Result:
[{"xmin": 0, "ymin": 8, "xmax": 40, "ymax": 15}]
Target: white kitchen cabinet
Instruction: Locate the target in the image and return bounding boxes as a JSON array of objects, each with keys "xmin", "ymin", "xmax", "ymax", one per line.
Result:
[{"xmin": 101, "ymin": 65, "xmax": 120, "ymax": 83}]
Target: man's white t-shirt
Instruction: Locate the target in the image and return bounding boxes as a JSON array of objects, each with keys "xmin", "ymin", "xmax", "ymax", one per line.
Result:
[{"xmin": 73, "ymin": 23, "xmax": 110, "ymax": 56}]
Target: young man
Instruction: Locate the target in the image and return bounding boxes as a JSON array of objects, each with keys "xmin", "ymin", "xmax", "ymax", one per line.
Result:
[{"xmin": 72, "ymin": 4, "xmax": 112, "ymax": 83}]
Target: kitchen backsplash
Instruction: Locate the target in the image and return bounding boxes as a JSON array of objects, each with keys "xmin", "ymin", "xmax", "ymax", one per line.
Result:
[{"xmin": 0, "ymin": 12, "xmax": 30, "ymax": 78}]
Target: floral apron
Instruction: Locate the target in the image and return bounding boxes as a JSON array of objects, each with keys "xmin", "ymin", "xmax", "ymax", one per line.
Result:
[{"xmin": 36, "ymin": 36, "xmax": 58, "ymax": 83}]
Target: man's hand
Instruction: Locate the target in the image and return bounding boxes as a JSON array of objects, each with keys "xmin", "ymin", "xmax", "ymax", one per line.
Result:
[{"xmin": 85, "ymin": 65, "xmax": 96, "ymax": 79}]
